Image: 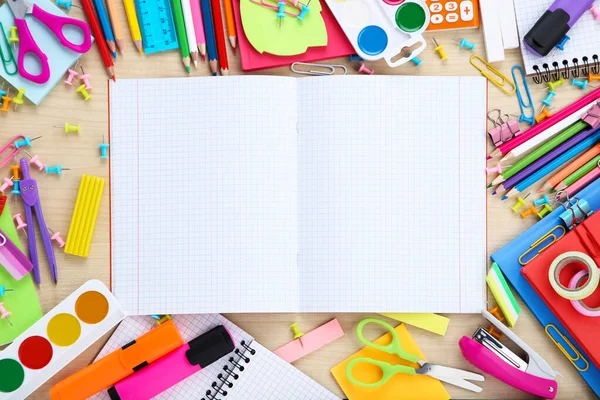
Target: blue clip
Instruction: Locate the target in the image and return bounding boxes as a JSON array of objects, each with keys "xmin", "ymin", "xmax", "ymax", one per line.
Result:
[
  {"xmin": 11, "ymin": 180, "xmax": 20, "ymax": 195},
  {"xmin": 534, "ymin": 195, "xmax": 550, "ymax": 207},
  {"xmin": 349, "ymin": 55, "xmax": 364, "ymax": 62},
  {"xmin": 555, "ymin": 35, "xmax": 570, "ymax": 51},
  {"xmin": 297, "ymin": 4, "xmax": 309, "ymax": 20},
  {"xmin": 541, "ymin": 91, "xmax": 556, "ymax": 107},
  {"xmin": 512, "ymin": 65, "xmax": 535, "ymax": 126},
  {"xmin": 411, "ymin": 57, "xmax": 422, "ymax": 66},
  {"xmin": 573, "ymin": 79, "xmax": 588, "ymax": 90},
  {"xmin": 559, "ymin": 199, "xmax": 593, "ymax": 229}
]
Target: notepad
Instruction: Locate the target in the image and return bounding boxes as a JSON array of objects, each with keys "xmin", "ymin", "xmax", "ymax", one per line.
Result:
[{"xmin": 109, "ymin": 76, "xmax": 487, "ymax": 315}]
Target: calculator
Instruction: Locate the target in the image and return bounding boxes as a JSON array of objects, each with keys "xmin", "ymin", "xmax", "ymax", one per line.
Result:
[{"xmin": 425, "ymin": 0, "xmax": 480, "ymax": 31}]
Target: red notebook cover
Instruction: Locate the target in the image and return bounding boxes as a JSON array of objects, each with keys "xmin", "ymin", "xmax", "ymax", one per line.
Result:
[
  {"xmin": 232, "ymin": 0, "xmax": 355, "ymax": 71},
  {"xmin": 521, "ymin": 211, "xmax": 600, "ymax": 368}
]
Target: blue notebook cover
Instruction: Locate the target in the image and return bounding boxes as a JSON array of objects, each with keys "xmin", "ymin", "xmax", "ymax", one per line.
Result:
[{"xmin": 491, "ymin": 178, "xmax": 600, "ymax": 398}]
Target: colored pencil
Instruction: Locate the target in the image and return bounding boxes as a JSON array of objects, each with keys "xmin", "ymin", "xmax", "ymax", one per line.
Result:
[
  {"xmin": 557, "ymin": 166, "xmax": 600, "ymax": 201},
  {"xmin": 91, "ymin": 0, "xmax": 117, "ymax": 57},
  {"xmin": 491, "ymin": 120, "xmax": 588, "ymax": 186},
  {"xmin": 209, "ymin": 0, "xmax": 229, "ymax": 75},
  {"xmin": 123, "ymin": 0, "xmax": 143, "ymax": 53},
  {"xmin": 540, "ymin": 144, "xmax": 600, "ymax": 192},
  {"xmin": 106, "ymin": 0, "xmax": 125, "ymax": 52},
  {"xmin": 555, "ymin": 154, "xmax": 600, "ymax": 191},
  {"xmin": 503, "ymin": 130, "xmax": 600, "ymax": 199},
  {"xmin": 223, "ymin": 0, "xmax": 236, "ymax": 52},
  {"xmin": 82, "ymin": 0, "xmax": 116, "ymax": 80},
  {"xmin": 171, "ymin": 0, "xmax": 191, "ymax": 73},
  {"xmin": 200, "ymin": 0, "xmax": 218, "ymax": 75},
  {"xmin": 189, "ymin": 0, "xmax": 207, "ymax": 60},
  {"xmin": 181, "ymin": 0, "xmax": 199, "ymax": 66}
]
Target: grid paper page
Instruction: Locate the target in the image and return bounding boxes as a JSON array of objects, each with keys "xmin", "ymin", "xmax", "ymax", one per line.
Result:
[
  {"xmin": 110, "ymin": 77, "xmax": 299, "ymax": 314},
  {"xmin": 515, "ymin": 0, "xmax": 600, "ymax": 76},
  {"xmin": 297, "ymin": 76, "xmax": 487, "ymax": 313},
  {"xmin": 90, "ymin": 315, "xmax": 339, "ymax": 400}
]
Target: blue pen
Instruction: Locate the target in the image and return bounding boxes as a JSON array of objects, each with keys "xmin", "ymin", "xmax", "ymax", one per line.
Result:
[
  {"xmin": 200, "ymin": 0, "xmax": 217, "ymax": 76},
  {"xmin": 91, "ymin": 0, "xmax": 117, "ymax": 58}
]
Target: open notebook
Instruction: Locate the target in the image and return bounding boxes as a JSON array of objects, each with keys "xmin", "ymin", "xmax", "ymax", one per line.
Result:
[
  {"xmin": 109, "ymin": 76, "xmax": 487, "ymax": 315},
  {"xmin": 90, "ymin": 314, "xmax": 338, "ymax": 400},
  {"xmin": 515, "ymin": 0, "xmax": 600, "ymax": 81}
]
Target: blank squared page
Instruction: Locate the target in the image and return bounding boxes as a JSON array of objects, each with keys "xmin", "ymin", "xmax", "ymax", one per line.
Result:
[
  {"xmin": 297, "ymin": 76, "xmax": 487, "ymax": 313},
  {"xmin": 110, "ymin": 77, "xmax": 299, "ymax": 314}
]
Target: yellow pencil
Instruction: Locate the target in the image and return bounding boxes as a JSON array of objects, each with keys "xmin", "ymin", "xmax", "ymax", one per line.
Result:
[
  {"xmin": 106, "ymin": 0, "xmax": 125, "ymax": 52},
  {"xmin": 123, "ymin": 0, "xmax": 143, "ymax": 53}
]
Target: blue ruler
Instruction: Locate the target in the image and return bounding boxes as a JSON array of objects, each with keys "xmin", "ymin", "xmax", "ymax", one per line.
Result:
[{"xmin": 135, "ymin": 0, "xmax": 179, "ymax": 54}]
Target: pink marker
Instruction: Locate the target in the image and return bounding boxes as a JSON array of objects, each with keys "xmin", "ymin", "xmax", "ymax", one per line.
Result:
[
  {"xmin": 65, "ymin": 68, "xmax": 78, "ymax": 85},
  {"xmin": 358, "ymin": 63, "xmax": 374, "ymax": 75},
  {"xmin": 13, "ymin": 213, "xmax": 26, "ymax": 231},
  {"xmin": 0, "ymin": 177, "xmax": 13, "ymax": 193},
  {"xmin": 0, "ymin": 303, "xmax": 11, "ymax": 326}
]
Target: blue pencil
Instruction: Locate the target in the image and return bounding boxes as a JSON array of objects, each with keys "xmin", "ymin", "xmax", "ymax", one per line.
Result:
[
  {"xmin": 200, "ymin": 0, "xmax": 218, "ymax": 76},
  {"xmin": 91, "ymin": 0, "xmax": 117, "ymax": 58},
  {"xmin": 503, "ymin": 129, "xmax": 600, "ymax": 199}
]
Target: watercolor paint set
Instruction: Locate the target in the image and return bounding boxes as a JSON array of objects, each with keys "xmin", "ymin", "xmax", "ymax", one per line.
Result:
[
  {"xmin": 324, "ymin": 0, "xmax": 430, "ymax": 67},
  {"xmin": 0, "ymin": 280, "xmax": 126, "ymax": 399}
]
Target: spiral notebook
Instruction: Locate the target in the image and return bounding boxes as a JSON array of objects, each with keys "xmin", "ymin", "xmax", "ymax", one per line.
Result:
[
  {"xmin": 515, "ymin": 0, "xmax": 600, "ymax": 82},
  {"xmin": 90, "ymin": 314, "xmax": 339, "ymax": 400}
]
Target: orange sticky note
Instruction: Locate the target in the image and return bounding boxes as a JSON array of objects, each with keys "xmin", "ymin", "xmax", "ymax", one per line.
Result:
[{"xmin": 331, "ymin": 324, "xmax": 450, "ymax": 400}]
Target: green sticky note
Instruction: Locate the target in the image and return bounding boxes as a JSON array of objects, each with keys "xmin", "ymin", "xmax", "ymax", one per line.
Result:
[
  {"xmin": 241, "ymin": 0, "xmax": 327, "ymax": 56},
  {"xmin": 0, "ymin": 203, "xmax": 42, "ymax": 345}
]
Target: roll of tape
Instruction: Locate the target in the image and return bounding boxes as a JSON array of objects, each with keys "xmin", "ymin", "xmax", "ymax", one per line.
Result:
[
  {"xmin": 548, "ymin": 251, "xmax": 599, "ymax": 300},
  {"xmin": 569, "ymin": 270, "xmax": 600, "ymax": 317}
]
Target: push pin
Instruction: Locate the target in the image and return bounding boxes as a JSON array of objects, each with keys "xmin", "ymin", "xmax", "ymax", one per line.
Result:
[
  {"xmin": 56, "ymin": 0, "xmax": 81, "ymax": 11},
  {"xmin": 76, "ymin": 83, "xmax": 91, "ymax": 101},
  {"xmin": 24, "ymin": 150, "xmax": 45, "ymax": 171},
  {"xmin": 511, "ymin": 193, "xmax": 530, "ymax": 212},
  {"xmin": 14, "ymin": 135, "xmax": 41, "ymax": 149},
  {"xmin": 572, "ymin": 78, "xmax": 589, "ymax": 90},
  {"xmin": 534, "ymin": 194, "xmax": 550, "ymax": 207},
  {"xmin": 0, "ymin": 83, "xmax": 6, "ymax": 99},
  {"xmin": 541, "ymin": 91, "xmax": 556, "ymax": 107},
  {"xmin": 358, "ymin": 63, "xmax": 374, "ymax": 75},
  {"xmin": 349, "ymin": 55, "xmax": 363, "ymax": 62},
  {"xmin": 520, "ymin": 204, "xmax": 538, "ymax": 219},
  {"xmin": 486, "ymin": 163, "xmax": 503, "ymax": 175},
  {"xmin": 8, "ymin": 26, "xmax": 18, "ymax": 51},
  {"xmin": 489, "ymin": 306, "xmax": 505, "ymax": 322},
  {"xmin": 519, "ymin": 114, "xmax": 535, "ymax": 126},
  {"xmin": 1, "ymin": 90, "xmax": 12, "ymax": 113},
  {"xmin": 555, "ymin": 35, "xmax": 570, "ymax": 51},
  {"xmin": 411, "ymin": 56, "xmax": 422, "ymax": 66},
  {"xmin": 79, "ymin": 66, "xmax": 92, "ymax": 90},
  {"xmin": 592, "ymin": 5, "xmax": 600, "ymax": 20},
  {"xmin": 535, "ymin": 106, "xmax": 552, "ymax": 124},
  {"xmin": 45, "ymin": 165, "xmax": 70, "ymax": 175},
  {"xmin": 454, "ymin": 37, "xmax": 475, "ymax": 50},
  {"xmin": 588, "ymin": 72, "xmax": 600, "ymax": 82},
  {"xmin": 0, "ymin": 177, "xmax": 13, "ymax": 193},
  {"xmin": 54, "ymin": 122, "xmax": 80, "ymax": 134},
  {"xmin": 48, "ymin": 227, "xmax": 66, "ymax": 248},
  {"xmin": 11, "ymin": 180, "xmax": 20, "ymax": 199},
  {"xmin": 537, "ymin": 204, "xmax": 553, "ymax": 219},
  {"xmin": 10, "ymin": 165, "xmax": 20, "ymax": 180},
  {"xmin": 13, "ymin": 213, "xmax": 26, "ymax": 232},
  {"xmin": 65, "ymin": 68, "xmax": 78, "ymax": 85},
  {"xmin": 432, "ymin": 37, "xmax": 447, "ymax": 61},
  {"xmin": 0, "ymin": 303, "xmax": 12, "ymax": 326},
  {"xmin": 100, "ymin": 135, "xmax": 109, "ymax": 159},
  {"xmin": 0, "ymin": 286, "xmax": 14, "ymax": 296},
  {"xmin": 290, "ymin": 322, "xmax": 305, "ymax": 346},
  {"xmin": 12, "ymin": 88, "xmax": 25, "ymax": 111},
  {"xmin": 548, "ymin": 77, "xmax": 564, "ymax": 91},
  {"xmin": 488, "ymin": 325, "xmax": 503, "ymax": 340},
  {"xmin": 277, "ymin": 0, "xmax": 285, "ymax": 27},
  {"xmin": 297, "ymin": 3, "xmax": 309, "ymax": 20}
]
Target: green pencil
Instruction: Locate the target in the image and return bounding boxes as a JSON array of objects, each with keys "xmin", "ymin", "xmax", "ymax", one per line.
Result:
[
  {"xmin": 556, "ymin": 154, "xmax": 600, "ymax": 191},
  {"xmin": 171, "ymin": 0, "xmax": 190, "ymax": 73},
  {"xmin": 491, "ymin": 120, "xmax": 588, "ymax": 186}
]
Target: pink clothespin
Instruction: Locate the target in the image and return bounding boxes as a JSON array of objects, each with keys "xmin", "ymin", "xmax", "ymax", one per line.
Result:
[
  {"xmin": 0, "ymin": 177, "xmax": 13, "ymax": 193},
  {"xmin": 13, "ymin": 213, "xmax": 26, "ymax": 231},
  {"xmin": 0, "ymin": 303, "xmax": 12, "ymax": 326},
  {"xmin": 486, "ymin": 163, "xmax": 503, "ymax": 175}
]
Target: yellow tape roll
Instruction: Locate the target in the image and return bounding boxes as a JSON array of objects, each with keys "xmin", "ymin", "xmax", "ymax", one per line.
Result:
[{"xmin": 548, "ymin": 252, "xmax": 599, "ymax": 300}]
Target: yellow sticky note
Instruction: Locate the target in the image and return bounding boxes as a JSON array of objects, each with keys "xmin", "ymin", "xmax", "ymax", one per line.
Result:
[
  {"xmin": 331, "ymin": 324, "xmax": 450, "ymax": 400},
  {"xmin": 380, "ymin": 313, "xmax": 449, "ymax": 336}
]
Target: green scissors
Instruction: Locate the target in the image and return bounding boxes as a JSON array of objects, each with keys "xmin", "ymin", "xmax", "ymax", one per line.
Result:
[{"xmin": 346, "ymin": 318, "xmax": 484, "ymax": 392}]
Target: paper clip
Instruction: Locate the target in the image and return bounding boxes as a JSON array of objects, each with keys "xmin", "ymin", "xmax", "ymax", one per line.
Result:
[
  {"xmin": 291, "ymin": 62, "xmax": 347, "ymax": 76},
  {"xmin": 470, "ymin": 55, "xmax": 516, "ymax": 95},
  {"xmin": 511, "ymin": 65, "xmax": 535, "ymax": 123},
  {"xmin": 0, "ymin": 135, "xmax": 25, "ymax": 168},
  {"xmin": 545, "ymin": 324, "xmax": 588, "ymax": 372},
  {"xmin": 518, "ymin": 225, "xmax": 566, "ymax": 266},
  {"xmin": 0, "ymin": 23, "xmax": 17, "ymax": 76}
]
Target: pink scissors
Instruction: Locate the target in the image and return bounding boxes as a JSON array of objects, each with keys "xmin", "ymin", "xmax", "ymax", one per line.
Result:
[{"xmin": 7, "ymin": 0, "xmax": 92, "ymax": 84}]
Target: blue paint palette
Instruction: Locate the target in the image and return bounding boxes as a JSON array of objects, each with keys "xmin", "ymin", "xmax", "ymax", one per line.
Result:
[{"xmin": 325, "ymin": 0, "xmax": 429, "ymax": 67}]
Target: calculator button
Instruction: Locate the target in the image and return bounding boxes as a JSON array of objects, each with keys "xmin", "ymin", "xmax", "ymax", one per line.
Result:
[
  {"xmin": 429, "ymin": 2, "xmax": 443, "ymax": 13},
  {"xmin": 446, "ymin": 13, "xmax": 459, "ymax": 22},
  {"xmin": 460, "ymin": 1, "xmax": 474, "ymax": 21},
  {"xmin": 431, "ymin": 14, "xmax": 444, "ymax": 24},
  {"xmin": 445, "ymin": 1, "xmax": 458, "ymax": 11}
]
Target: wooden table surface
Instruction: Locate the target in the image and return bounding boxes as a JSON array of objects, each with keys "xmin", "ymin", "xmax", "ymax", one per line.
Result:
[{"xmin": 17, "ymin": 4, "xmax": 594, "ymax": 399}]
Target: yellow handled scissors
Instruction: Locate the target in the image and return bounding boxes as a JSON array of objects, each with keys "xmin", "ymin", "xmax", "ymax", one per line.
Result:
[{"xmin": 346, "ymin": 318, "xmax": 484, "ymax": 392}]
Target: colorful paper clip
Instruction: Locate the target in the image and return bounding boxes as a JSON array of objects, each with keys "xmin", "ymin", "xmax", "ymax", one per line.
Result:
[
  {"xmin": 290, "ymin": 62, "xmax": 347, "ymax": 76},
  {"xmin": 0, "ymin": 135, "xmax": 26, "ymax": 168},
  {"xmin": 512, "ymin": 65, "xmax": 535, "ymax": 124},
  {"xmin": 470, "ymin": 55, "xmax": 516, "ymax": 95},
  {"xmin": 0, "ymin": 22, "xmax": 17, "ymax": 76}
]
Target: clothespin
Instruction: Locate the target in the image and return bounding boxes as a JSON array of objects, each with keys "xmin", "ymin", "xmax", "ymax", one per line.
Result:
[
  {"xmin": 0, "ymin": 303, "xmax": 12, "ymax": 326},
  {"xmin": 486, "ymin": 163, "xmax": 503, "ymax": 176},
  {"xmin": 358, "ymin": 63, "xmax": 374, "ymax": 75},
  {"xmin": 76, "ymin": 83, "xmax": 91, "ymax": 101},
  {"xmin": 54, "ymin": 123, "xmax": 80, "ymax": 134},
  {"xmin": 555, "ymin": 35, "xmax": 570, "ymax": 51},
  {"xmin": 290, "ymin": 322, "xmax": 305, "ymax": 347},
  {"xmin": 8, "ymin": 26, "xmax": 18, "ymax": 52},
  {"xmin": 0, "ymin": 286, "xmax": 14, "ymax": 296},
  {"xmin": 537, "ymin": 204, "xmax": 553, "ymax": 219},
  {"xmin": 592, "ymin": 5, "xmax": 600, "ymax": 20},
  {"xmin": 24, "ymin": 150, "xmax": 44, "ymax": 171},
  {"xmin": 12, "ymin": 88, "xmax": 25, "ymax": 111},
  {"xmin": 535, "ymin": 106, "xmax": 552, "ymax": 124},
  {"xmin": 48, "ymin": 227, "xmax": 66, "ymax": 248},
  {"xmin": 1, "ymin": 90, "xmax": 12, "ymax": 113},
  {"xmin": 13, "ymin": 213, "xmax": 26, "ymax": 232},
  {"xmin": 511, "ymin": 193, "xmax": 530, "ymax": 212},
  {"xmin": 411, "ymin": 56, "xmax": 422, "ymax": 66},
  {"xmin": 454, "ymin": 37, "xmax": 475, "ymax": 50},
  {"xmin": 534, "ymin": 194, "xmax": 550, "ymax": 207},
  {"xmin": 79, "ymin": 66, "xmax": 92, "ymax": 90},
  {"xmin": 520, "ymin": 204, "xmax": 538, "ymax": 219},
  {"xmin": 100, "ymin": 135, "xmax": 109, "ymax": 159},
  {"xmin": 541, "ymin": 91, "xmax": 556, "ymax": 107},
  {"xmin": 45, "ymin": 165, "xmax": 70, "ymax": 175},
  {"xmin": 14, "ymin": 135, "xmax": 41, "ymax": 149},
  {"xmin": 0, "ymin": 177, "xmax": 13, "ymax": 193}
]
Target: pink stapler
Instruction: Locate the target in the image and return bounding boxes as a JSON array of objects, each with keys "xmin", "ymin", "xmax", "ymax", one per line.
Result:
[{"xmin": 459, "ymin": 311, "xmax": 559, "ymax": 399}]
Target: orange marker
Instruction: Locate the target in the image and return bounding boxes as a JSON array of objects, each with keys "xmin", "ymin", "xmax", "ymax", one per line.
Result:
[
  {"xmin": 223, "ymin": 0, "xmax": 237, "ymax": 52},
  {"xmin": 50, "ymin": 320, "xmax": 183, "ymax": 400}
]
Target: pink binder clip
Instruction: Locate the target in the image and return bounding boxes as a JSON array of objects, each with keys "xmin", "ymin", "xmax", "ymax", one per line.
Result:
[
  {"xmin": 0, "ymin": 135, "xmax": 26, "ymax": 168},
  {"xmin": 488, "ymin": 111, "xmax": 520, "ymax": 147}
]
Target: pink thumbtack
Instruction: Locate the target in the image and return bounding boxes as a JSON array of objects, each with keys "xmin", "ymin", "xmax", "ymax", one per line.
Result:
[
  {"xmin": 29, "ymin": 155, "xmax": 45, "ymax": 171},
  {"xmin": 0, "ymin": 303, "xmax": 12, "ymax": 326},
  {"xmin": 358, "ymin": 63, "xmax": 374, "ymax": 75},
  {"xmin": 0, "ymin": 177, "xmax": 13, "ymax": 193},
  {"xmin": 591, "ymin": 5, "xmax": 600, "ymax": 20},
  {"xmin": 13, "ymin": 213, "xmax": 26, "ymax": 231},
  {"xmin": 65, "ymin": 69, "xmax": 79, "ymax": 86},
  {"xmin": 485, "ymin": 164, "xmax": 503, "ymax": 175},
  {"xmin": 51, "ymin": 231, "xmax": 66, "ymax": 248},
  {"xmin": 80, "ymin": 66, "xmax": 92, "ymax": 90}
]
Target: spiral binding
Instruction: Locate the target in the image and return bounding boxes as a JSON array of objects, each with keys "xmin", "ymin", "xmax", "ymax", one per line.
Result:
[
  {"xmin": 531, "ymin": 55, "xmax": 600, "ymax": 84},
  {"xmin": 202, "ymin": 340, "xmax": 257, "ymax": 400}
]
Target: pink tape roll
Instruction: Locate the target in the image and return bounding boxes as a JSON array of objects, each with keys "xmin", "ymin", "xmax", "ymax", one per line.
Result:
[{"xmin": 569, "ymin": 270, "xmax": 600, "ymax": 317}]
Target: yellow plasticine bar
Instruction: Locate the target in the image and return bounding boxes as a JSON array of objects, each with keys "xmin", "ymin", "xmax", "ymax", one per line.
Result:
[
  {"xmin": 64, "ymin": 175, "xmax": 105, "ymax": 257},
  {"xmin": 379, "ymin": 313, "xmax": 449, "ymax": 336}
]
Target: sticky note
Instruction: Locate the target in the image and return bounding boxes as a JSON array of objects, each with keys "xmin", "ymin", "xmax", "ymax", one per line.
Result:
[
  {"xmin": 380, "ymin": 313, "xmax": 449, "ymax": 336},
  {"xmin": 331, "ymin": 324, "xmax": 450, "ymax": 400},
  {"xmin": 274, "ymin": 319, "xmax": 344, "ymax": 363}
]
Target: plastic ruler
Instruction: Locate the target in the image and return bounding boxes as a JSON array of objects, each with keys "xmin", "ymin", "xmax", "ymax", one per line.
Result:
[{"xmin": 135, "ymin": 0, "xmax": 179, "ymax": 54}]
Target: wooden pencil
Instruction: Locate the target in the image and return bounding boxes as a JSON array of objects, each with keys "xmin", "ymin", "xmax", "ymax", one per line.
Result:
[
  {"xmin": 82, "ymin": 0, "xmax": 116, "ymax": 80},
  {"xmin": 106, "ymin": 0, "xmax": 125, "ymax": 52},
  {"xmin": 171, "ymin": 0, "xmax": 191, "ymax": 73},
  {"xmin": 189, "ymin": 0, "xmax": 207, "ymax": 60},
  {"xmin": 201, "ymin": 0, "xmax": 218, "ymax": 75},
  {"xmin": 123, "ymin": 0, "xmax": 143, "ymax": 53},
  {"xmin": 223, "ymin": 0, "xmax": 236, "ymax": 52},
  {"xmin": 540, "ymin": 144, "xmax": 600, "ymax": 192},
  {"xmin": 181, "ymin": 0, "xmax": 199, "ymax": 67},
  {"xmin": 209, "ymin": 0, "xmax": 229, "ymax": 75},
  {"xmin": 555, "ymin": 154, "xmax": 600, "ymax": 191},
  {"xmin": 91, "ymin": 0, "xmax": 117, "ymax": 57}
]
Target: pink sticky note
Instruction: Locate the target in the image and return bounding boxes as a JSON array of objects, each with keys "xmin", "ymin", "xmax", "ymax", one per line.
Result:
[{"xmin": 274, "ymin": 319, "xmax": 344, "ymax": 363}]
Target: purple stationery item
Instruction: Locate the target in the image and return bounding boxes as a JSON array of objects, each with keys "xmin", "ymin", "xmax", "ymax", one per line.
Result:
[
  {"xmin": 19, "ymin": 158, "xmax": 57, "ymax": 284},
  {"xmin": 0, "ymin": 228, "xmax": 33, "ymax": 280},
  {"xmin": 524, "ymin": 0, "xmax": 594, "ymax": 57},
  {"xmin": 502, "ymin": 127, "xmax": 597, "ymax": 190}
]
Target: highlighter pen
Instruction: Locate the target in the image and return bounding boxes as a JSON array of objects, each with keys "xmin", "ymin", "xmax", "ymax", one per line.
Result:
[
  {"xmin": 107, "ymin": 325, "xmax": 236, "ymax": 400},
  {"xmin": 50, "ymin": 320, "xmax": 183, "ymax": 400}
]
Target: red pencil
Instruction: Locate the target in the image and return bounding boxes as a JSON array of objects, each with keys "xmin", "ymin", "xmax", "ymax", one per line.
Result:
[
  {"xmin": 81, "ymin": 0, "xmax": 116, "ymax": 81},
  {"xmin": 209, "ymin": 0, "xmax": 229, "ymax": 75}
]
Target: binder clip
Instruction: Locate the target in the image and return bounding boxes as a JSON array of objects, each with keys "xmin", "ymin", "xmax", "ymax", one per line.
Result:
[
  {"xmin": 581, "ymin": 102, "xmax": 600, "ymax": 128},
  {"xmin": 487, "ymin": 110, "xmax": 520, "ymax": 147},
  {"xmin": 559, "ymin": 198, "xmax": 592, "ymax": 230},
  {"xmin": 459, "ymin": 311, "xmax": 559, "ymax": 399}
]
